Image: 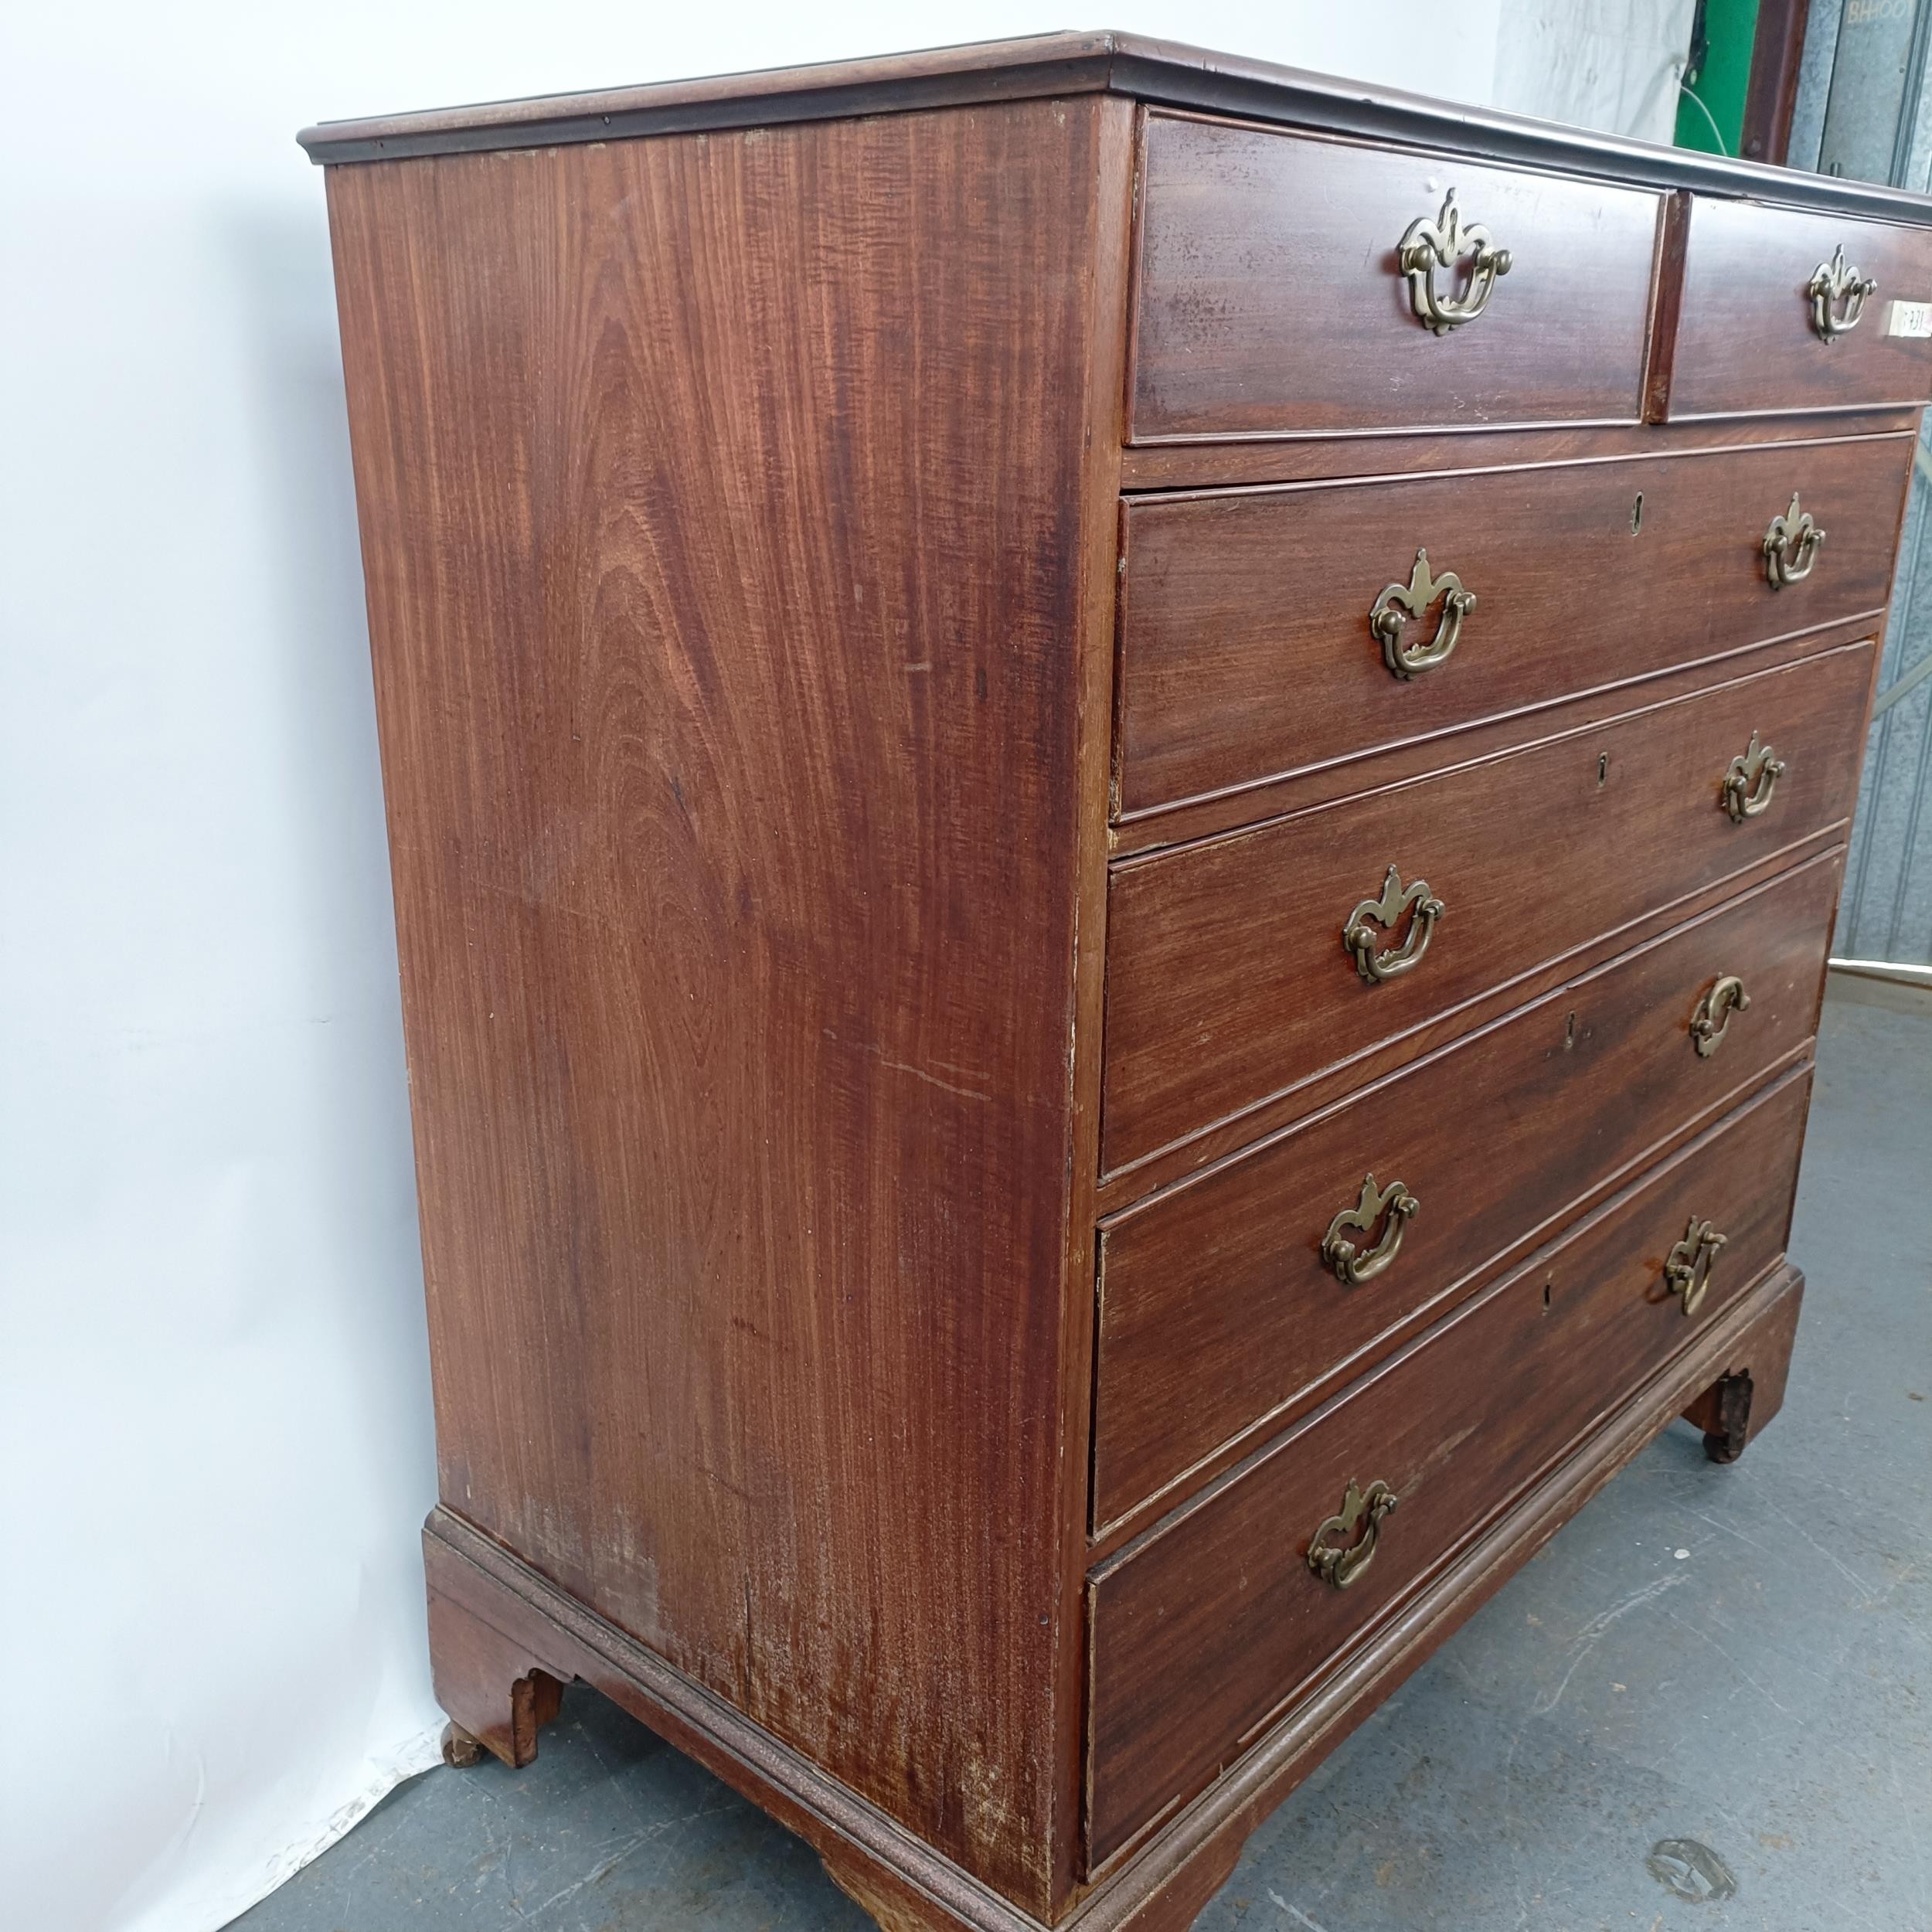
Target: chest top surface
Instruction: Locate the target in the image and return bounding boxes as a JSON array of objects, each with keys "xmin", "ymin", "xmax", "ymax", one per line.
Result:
[{"xmin": 298, "ymin": 26, "xmax": 1932, "ymax": 230}]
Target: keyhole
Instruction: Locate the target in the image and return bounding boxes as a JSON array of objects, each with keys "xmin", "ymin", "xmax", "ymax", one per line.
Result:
[
  {"xmin": 1564, "ymin": 1009, "xmax": 1577, "ymax": 1050},
  {"xmin": 1543, "ymin": 1279, "xmax": 1554, "ymax": 1308},
  {"xmin": 1597, "ymin": 752, "xmax": 1611, "ymax": 787},
  {"xmin": 1631, "ymin": 492, "xmax": 1645, "ymax": 535}
]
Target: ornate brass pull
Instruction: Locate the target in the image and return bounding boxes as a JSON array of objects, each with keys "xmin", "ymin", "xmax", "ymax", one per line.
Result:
[
  {"xmin": 1664, "ymin": 1216, "xmax": 1726, "ymax": 1318},
  {"xmin": 1720, "ymin": 731, "xmax": 1786, "ymax": 822},
  {"xmin": 1690, "ymin": 975, "xmax": 1750, "ymax": 1057},
  {"xmin": 1763, "ymin": 492, "xmax": 1825, "ymax": 589},
  {"xmin": 1370, "ymin": 549, "xmax": 1476, "ymax": 679},
  {"xmin": 1808, "ymin": 243, "xmax": 1876, "ymax": 340},
  {"xmin": 1396, "ymin": 190, "xmax": 1512, "ymax": 335},
  {"xmin": 1308, "ymin": 1478, "xmax": 1400, "ymax": 1590},
  {"xmin": 1321, "ymin": 1174, "xmax": 1420, "ymax": 1286},
  {"xmin": 1343, "ymin": 864, "xmax": 1445, "ymax": 985}
]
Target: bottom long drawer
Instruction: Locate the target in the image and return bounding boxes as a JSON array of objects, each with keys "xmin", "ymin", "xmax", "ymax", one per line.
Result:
[{"xmin": 1083, "ymin": 1063, "xmax": 1812, "ymax": 1869}]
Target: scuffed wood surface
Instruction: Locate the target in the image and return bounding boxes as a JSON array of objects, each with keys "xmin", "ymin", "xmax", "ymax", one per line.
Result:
[{"xmin": 327, "ymin": 98, "xmax": 1128, "ymax": 1913}]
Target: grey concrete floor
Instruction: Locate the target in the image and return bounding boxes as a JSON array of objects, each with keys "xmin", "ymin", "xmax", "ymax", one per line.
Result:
[{"xmin": 233, "ymin": 995, "xmax": 1932, "ymax": 1932}]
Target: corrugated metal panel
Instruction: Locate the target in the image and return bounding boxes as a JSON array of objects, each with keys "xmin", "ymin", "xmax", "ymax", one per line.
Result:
[
  {"xmin": 1787, "ymin": 0, "xmax": 1842, "ymax": 172},
  {"xmin": 1794, "ymin": 0, "xmax": 1932, "ymax": 964},
  {"xmin": 1836, "ymin": 421, "xmax": 1932, "ymax": 966}
]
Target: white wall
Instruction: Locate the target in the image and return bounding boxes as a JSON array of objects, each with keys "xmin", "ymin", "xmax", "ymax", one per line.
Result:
[
  {"xmin": 1492, "ymin": 0, "xmax": 1699, "ymax": 145},
  {"xmin": 0, "ymin": 5, "xmax": 1675, "ymax": 1928}
]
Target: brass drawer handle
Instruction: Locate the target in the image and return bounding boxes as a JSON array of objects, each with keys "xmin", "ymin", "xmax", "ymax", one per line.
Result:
[
  {"xmin": 1720, "ymin": 730, "xmax": 1785, "ymax": 821},
  {"xmin": 1763, "ymin": 492, "xmax": 1825, "ymax": 588},
  {"xmin": 1343, "ymin": 864, "xmax": 1445, "ymax": 984},
  {"xmin": 1665, "ymin": 1216, "xmax": 1727, "ymax": 1318},
  {"xmin": 1370, "ymin": 549, "xmax": 1475, "ymax": 679},
  {"xmin": 1321, "ymin": 1174, "xmax": 1420, "ymax": 1286},
  {"xmin": 1690, "ymin": 975, "xmax": 1750, "ymax": 1056},
  {"xmin": 1397, "ymin": 190, "xmax": 1512, "ymax": 335},
  {"xmin": 1308, "ymin": 1478, "xmax": 1400, "ymax": 1590},
  {"xmin": 1808, "ymin": 244, "xmax": 1876, "ymax": 340}
]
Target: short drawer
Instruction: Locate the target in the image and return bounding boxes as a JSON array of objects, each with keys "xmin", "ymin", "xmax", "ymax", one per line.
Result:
[
  {"xmin": 1101, "ymin": 638, "xmax": 1871, "ymax": 1174},
  {"xmin": 1093, "ymin": 849, "xmax": 1839, "ymax": 1532},
  {"xmin": 1116, "ymin": 434, "xmax": 1910, "ymax": 817},
  {"xmin": 1129, "ymin": 113, "xmax": 1663, "ymax": 440},
  {"xmin": 1084, "ymin": 1067, "xmax": 1811, "ymax": 1869},
  {"xmin": 1667, "ymin": 197, "xmax": 1932, "ymax": 418}
]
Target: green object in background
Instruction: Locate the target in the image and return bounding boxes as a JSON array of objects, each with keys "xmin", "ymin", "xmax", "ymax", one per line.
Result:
[{"xmin": 1676, "ymin": 0, "xmax": 1762, "ymax": 156}]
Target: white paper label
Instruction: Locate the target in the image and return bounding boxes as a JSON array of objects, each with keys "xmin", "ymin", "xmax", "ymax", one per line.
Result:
[{"xmin": 1887, "ymin": 299, "xmax": 1932, "ymax": 338}]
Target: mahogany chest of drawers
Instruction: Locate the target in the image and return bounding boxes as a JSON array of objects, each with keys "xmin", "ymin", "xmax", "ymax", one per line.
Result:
[{"xmin": 301, "ymin": 33, "xmax": 1932, "ymax": 1932}]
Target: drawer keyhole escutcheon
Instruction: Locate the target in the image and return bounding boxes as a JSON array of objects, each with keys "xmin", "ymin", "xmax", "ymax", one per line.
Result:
[
  {"xmin": 1396, "ymin": 189, "xmax": 1512, "ymax": 335},
  {"xmin": 1664, "ymin": 1217, "xmax": 1727, "ymax": 1318},
  {"xmin": 1370, "ymin": 548, "xmax": 1475, "ymax": 678},
  {"xmin": 1808, "ymin": 243, "xmax": 1876, "ymax": 339},
  {"xmin": 1690, "ymin": 975, "xmax": 1750, "ymax": 1056},
  {"xmin": 1720, "ymin": 730, "xmax": 1786, "ymax": 821},
  {"xmin": 1763, "ymin": 492, "xmax": 1825, "ymax": 588},
  {"xmin": 1343, "ymin": 863, "xmax": 1446, "ymax": 983},
  {"xmin": 1308, "ymin": 1478, "xmax": 1400, "ymax": 1590},
  {"xmin": 1321, "ymin": 1173, "xmax": 1420, "ymax": 1286}
]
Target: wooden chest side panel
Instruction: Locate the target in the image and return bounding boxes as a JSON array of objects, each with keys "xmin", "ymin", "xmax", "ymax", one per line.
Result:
[{"xmin": 325, "ymin": 99, "xmax": 1123, "ymax": 1910}]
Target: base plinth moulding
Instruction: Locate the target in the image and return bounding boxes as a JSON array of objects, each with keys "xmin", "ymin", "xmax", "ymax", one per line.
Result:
[{"xmin": 422, "ymin": 1264, "xmax": 1802, "ymax": 1932}]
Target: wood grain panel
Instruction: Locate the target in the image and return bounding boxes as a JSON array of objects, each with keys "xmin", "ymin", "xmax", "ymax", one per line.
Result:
[
  {"xmin": 1092, "ymin": 850, "xmax": 1839, "ymax": 1531},
  {"xmin": 1085, "ymin": 1066, "xmax": 1812, "ymax": 1867},
  {"xmin": 1668, "ymin": 198, "xmax": 1932, "ymax": 418},
  {"xmin": 1101, "ymin": 641, "xmax": 1872, "ymax": 1175},
  {"xmin": 1117, "ymin": 436, "xmax": 1910, "ymax": 816},
  {"xmin": 325, "ymin": 99, "xmax": 1129, "ymax": 1914},
  {"xmin": 1108, "ymin": 615, "xmax": 1882, "ymax": 862},
  {"xmin": 1097, "ymin": 835, "xmax": 1844, "ymax": 1220},
  {"xmin": 1115, "ymin": 410, "xmax": 1921, "ymax": 492},
  {"xmin": 1129, "ymin": 112, "xmax": 1663, "ymax": 440},
  {"xmin": 298, "ymin": 28, "xmax": 1932, "ymax": 236}
]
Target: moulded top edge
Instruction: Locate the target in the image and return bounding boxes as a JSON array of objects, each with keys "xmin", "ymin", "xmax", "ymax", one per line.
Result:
[{"xmin": 295, "ymin": 26, "xmax": 1932, "ymax": 229}]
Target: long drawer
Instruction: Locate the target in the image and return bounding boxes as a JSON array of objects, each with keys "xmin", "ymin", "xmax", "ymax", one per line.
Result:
[
  {"xmin": 1129, "ymin": 112, "xmax": 1662, "ymax": 440},
  {"xmin": 1101, "ymin": 639, "xmax": 1872, "ymax": 1174},
  {"xmin": 1667, "ymin": 198, "xmax": 1932, "ymax": 420},
  {"xmin": 1084, "ymin": 1066, "xmax": 1811, "ymax": 1869},
  {"xmin": 1116, "ymin": 435, "xmax": 1910, "ymax": 817},
  {"xmin": 1092, "ymin": 849, "xmax": 1838, "ymax": 1531}
]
